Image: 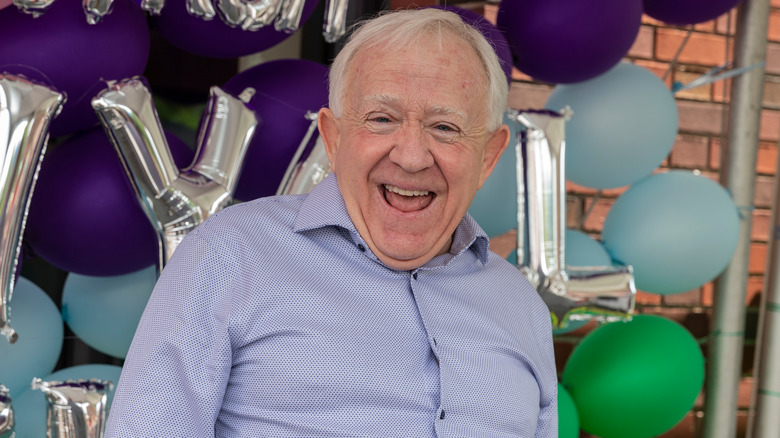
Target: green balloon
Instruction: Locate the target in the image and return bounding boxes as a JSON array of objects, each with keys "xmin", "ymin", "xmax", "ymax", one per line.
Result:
[
  {"xmin": 561, "ymin": 314, "xmax": 704, "ymax": 438},
  {"xmin": 558, "ymin": 383, "xmax": 580, "ymax": 438}
]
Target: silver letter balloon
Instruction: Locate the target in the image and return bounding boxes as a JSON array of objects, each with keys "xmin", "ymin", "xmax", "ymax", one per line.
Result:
[
  {"xmin": 31, "ymin": 378, "xmax": 113, "ymax": 438},
  {"xmin": 0, "ymin": 73, "xmax": 65, "ymax": 344},
  {"xmin": 0, "ymin": 384, "xmax": 13, "ymax": 436},
  {"xmin": 92, "ymin": 78, "xmax": 259, "ymax": 270},
  {"xmin": 512, "ymin": 108, "xmax": 636, "ymax": 329}
]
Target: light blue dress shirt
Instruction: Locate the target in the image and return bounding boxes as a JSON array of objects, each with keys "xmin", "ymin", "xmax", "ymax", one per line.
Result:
[{"xmin": 105, "ymin": 174, "xmax": 557, "ymax": 437}]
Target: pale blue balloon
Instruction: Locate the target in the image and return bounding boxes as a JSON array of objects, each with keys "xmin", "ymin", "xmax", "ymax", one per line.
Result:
[
  {"xmin": 469, "ymin": 113, "xmax": 521, "ymax": 264},
  {"xmin": 545, "ymin": 62, "xmax": 678, "ymax": 189},
  {"xmin": 565, "ymin": 229, "xmax": 612, "ymax": 268},
  {"xmin": 11, "ymin": 364, "xmax": 122, "ymax": 438},
  {"xmin": 602, "ymin": 171, "xmax": 739, "ymax": 295},
  {"xmin": 62, "ymin": 264, "xmax": 157, "ymax": 359},
  {"xmin": 0, "ymin": 277, "xmax": 63, "ymax": 398}
]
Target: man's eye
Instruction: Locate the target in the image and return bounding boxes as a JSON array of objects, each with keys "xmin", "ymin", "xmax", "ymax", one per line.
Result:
[{"xmin": 371, "ymin": 116, "xmax": 391, "ymax": 123}]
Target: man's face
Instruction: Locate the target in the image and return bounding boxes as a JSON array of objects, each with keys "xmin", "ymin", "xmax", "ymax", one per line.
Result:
[{"xmin": 319, "ymin": 34, "xmax": 510, "ymax": 271}]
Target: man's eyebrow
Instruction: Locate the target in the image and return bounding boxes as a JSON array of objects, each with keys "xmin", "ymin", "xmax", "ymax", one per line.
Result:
[
  {"xmin": 361, "ymin": 94, "xmax": 400, "ymax": 108},
  {"xmin": 361, "ymin": 96, "xmax": 467, "ymax": 121},
  {"xmin": 429, "ymin": 105, "xmax": 467, "ymax": 121}
]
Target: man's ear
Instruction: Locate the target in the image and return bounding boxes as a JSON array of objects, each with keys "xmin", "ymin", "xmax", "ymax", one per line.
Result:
[
  {"xmin": 478, "ymin": 123, "xmax": 511, "ymax": 189},
  {"xmin": 318, "ymin": 107, "xmax": 341, "ymax": 174}
]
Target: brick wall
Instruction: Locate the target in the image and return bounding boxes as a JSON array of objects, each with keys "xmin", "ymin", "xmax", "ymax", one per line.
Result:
[{"xmin": 479, "ymin": 1, "xmax": 780, "ymax": 436}]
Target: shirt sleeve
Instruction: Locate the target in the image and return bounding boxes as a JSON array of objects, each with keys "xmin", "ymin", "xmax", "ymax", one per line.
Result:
[
  {"xmin": 533, "ymin": 307, "xmax": 559, "ymax": 438},
  {"xmin": 104, "ymin": 232, "xmax": 235, "ymax": 437}
]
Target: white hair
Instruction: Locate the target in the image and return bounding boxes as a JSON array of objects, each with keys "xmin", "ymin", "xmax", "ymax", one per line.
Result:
[{"xmin": 328, "ymin": 8, "xmax": 508, "ymax": 131}]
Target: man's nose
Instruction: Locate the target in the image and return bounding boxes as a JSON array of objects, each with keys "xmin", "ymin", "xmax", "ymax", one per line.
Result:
[{"xmin": 388, "ymin": 124, "xmax": 435, "ymax": 173}]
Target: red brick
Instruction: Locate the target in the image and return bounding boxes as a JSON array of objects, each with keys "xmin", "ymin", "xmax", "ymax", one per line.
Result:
[
  {"xmin": 656, "ymin": 28, "xmax": 730, "ymax": 67},
  {"xmin": 763, "ymin": 78, "xmax": 780, "ymax": 109},
  {"xmin": 566, "ymin": 181, "xmax": 627, "ymax": 197},
  {"xmin": 662, "ymin": 288, "xmax": 702, "ymax": 306},
  {"xmin": 628, "ymin": 25, "xmax": 655, "ymax": 59},
  {"xmin": 755, "ymin": 175, "xmax": 776, "ymax": 208},
  {"xmin": 766, "ymin": 43, "xmax": 780, "ymax": 75},
  {"xmin": 751, "ymin": 242, "xmax": 768, "ymax": 274},
  {"xmin": 760, "ymin": 110, "xmax": 780, "ymax": 142},
  {"xmin": 701, "ymin": 277, "xmax": 762, "ymax": 306},
  {"xmin": 738, "ymin": 376, "xmax": 755, "ymax": 408},
  {"xmin": 715, "ymin": 10, "xmax": 738, "ymax": 35},
  {"xmin": 677, "ymin": 100, "xmax": 727, "ymax": 135},
  {"xmin": 581, "ymin": 197, "xmax": 614, "ymax": 232},
  {"xmin": 507, "ymin": 82, "xmax": 552, "ymax": 111},
  {"xmin": 757, "ymin": 142, "xmax": 778, "ymax": 175},
  {"xmin": 712, "ymin": 70, "xmax": 732, "ymax": 102},
  {"xmin": 674, "ymin": 69, "xmax": 714, "ymax": 101},
  {"xmin": 636, "ymin": 290, "xmax": 662, "ymax": 305},
  {"xmin": 710, "ymin": 138, "xmax": 722, "ymax": 170},
  {"xmin": 770, "ymin": 10, "xmax": 780, "ymax": 42},
  {"xmin": 669, "ymin": 134, "xmax": 710, "ymax": 168},
  {"xmin": 566, "ymin": 195, "xmax": 582, "ymax": 229},
  {"xmin": 510, "ymin": 67, "xmax": 533, "ymax": 82},
  {"xmin": 752, "ymin": 208, "xmax": 772, "ymax": 241},
  {"xmin": 482, "ymin": 3, "xmax": 497, "ymax": 24}
]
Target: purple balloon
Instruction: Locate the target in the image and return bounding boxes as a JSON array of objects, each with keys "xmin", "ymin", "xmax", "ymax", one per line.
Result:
[
  {"xmin": 429, "ymin": 5, "xmax": 513, "ymax": 85},
  {"xmin": 24, "ymin": 128, "xmax": 194, "ymax": 277},
  {"xmin": 643, "ymin": 0, "xmax": 742, "ymax": 25},
  {"xmin": 496, "ymin": 0, "xmax": 642, "ymax": 84},
  {"xmin": 0, "ymin": 0, "xmax": 150, "ymax": 137},
  {"xmin": 222, "ymin": 59, "xmax": 329, "ymax": 201},
  {"xmin": 153, "ymin": 0, "xmax": 320, "ymax": 59}
]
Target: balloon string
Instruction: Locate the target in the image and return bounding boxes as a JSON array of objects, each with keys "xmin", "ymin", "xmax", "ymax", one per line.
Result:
[
  {"xmin": 672, "ymin": 62, "xmax": 765, "ymax": 93},
  {"xmin": 578, "ymin": 190, "xmax": 602, "ymax": 230},
  {"xmin": 661, "ymin": 26, "xmax": 693, "ymax": 82}
]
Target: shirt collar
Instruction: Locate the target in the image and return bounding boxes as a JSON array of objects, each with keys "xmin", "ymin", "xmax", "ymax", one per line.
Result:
[{"xmin": 293, "ymin": 173, "xmax": 491, "ymax": 266}]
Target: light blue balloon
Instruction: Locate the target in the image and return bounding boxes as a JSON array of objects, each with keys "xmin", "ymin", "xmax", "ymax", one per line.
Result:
[
  {"xmin": 62, "ymin": 264, "xmax": 157, "ymax": 359},
  {"xmin": 470, "ymin": 113, "xmax": 521, "ymax": 264},
  {"xmin": 602, "ymin": 171, "xmax": 739, "ymax": 295},
  {"xmin": 11, "ymin": 364, "xmax": 122, "ymax": 438},
  {"xmin": 565, "ymin": 229, "xmax": 612, "ymax": 268},
  {"xmin": 0, "ymin": 277, "xmax": 63, "ymax": 398},
  {"xmin": 545, "ymin": 62, "xmax": 678, "ymax": 189}
]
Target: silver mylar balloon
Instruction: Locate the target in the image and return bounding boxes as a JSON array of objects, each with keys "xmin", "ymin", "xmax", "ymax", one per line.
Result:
[
  {"xmin": 216, "ymin": 0, "xmax": 248, "ymax": 27},
  {"xmin": 82, "ymin": 0, "xmax": 115, "ymax": 24},
  {"xmin": 0, "ymin": 385, "xmax": 13, "ymax": 436},
  {"xmin": 0, "ymin": 74, "xmax": 65, "ymax": 344},
  {"xmin": 276, "ymin": 111, "xmax": 331, "ymax": 196},
  {"xmin": 322, "ymin": 0, "xmax": 348, "ymax": 43},
  {"xmin": 241, "ymin": 0, "xmax": 284, "ymax": 30},
  {"xmin": 92, "ymin": 78, "xmax": 258, "ymax": 269},
  {"xmin": 11, "ymin": 0, "xmax": 56, "ymax": 17},
  {"xmin": 274, "ymin": 0, "xmax": 305, "ymax": 33},
  {"xmin": 187, "ymin": 0, "xmax": 216, "ymax": 20},
  {"xmin": 140, "ymin": 0, "xmax": 165, "ymax": 14},
  {"xmin": 31, "ymin": 378, "xmax": 113, "ymax": 438},
  {"xmin": 511, "ymin": 108, "xmax": 635, "ymax": 330}
]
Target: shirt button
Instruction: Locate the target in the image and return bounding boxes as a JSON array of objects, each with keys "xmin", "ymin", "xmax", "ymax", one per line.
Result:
[
  {"xmin": 413, "ymin": 272, "xmax": 418, "ymax": 280},
  {"xmin": 357, "ymin": 244, "xmax": 366, "ymax": 252},
  {"xmin": 439, "ymin": 409, "xmax": 446, "ymax": 420}
]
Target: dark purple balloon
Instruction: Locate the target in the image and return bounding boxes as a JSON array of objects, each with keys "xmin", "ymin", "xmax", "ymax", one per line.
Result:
[
  {"xmin": 153, "ymin": 0, "xmax": 320, "ymax": 59},
  {"xmin": 0, "ymin": 0, "xmax": 150, "ymax": 137},
  {"xmin": 24, "ymin": 128, "xmax": 194, "ymax": 277},
  {"xmin": 222, "ymin": 59, "xmax": 329, "ymax": 201},
  {"xmin": 497, "ymin": 0, "xmax": 642, "ymax": 84},
  {"xmin": 429, "ymin": 5, "xmax": 513, "ymax": 85},
  {"xmin": 643, "ymin": 0, "xmax": 742, "ymax": 25}
]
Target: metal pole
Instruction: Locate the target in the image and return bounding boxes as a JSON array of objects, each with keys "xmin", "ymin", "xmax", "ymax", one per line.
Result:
[{"xmin": 704, "ymin": 0, "xmax": 770, "ymax": 436}]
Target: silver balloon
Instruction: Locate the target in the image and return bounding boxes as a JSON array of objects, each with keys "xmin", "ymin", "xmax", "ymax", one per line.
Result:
[
  {"xmin": 82, "ymin": 0, "xmax": 114, "ymax": 24},
  {"xmin": 31, "ymin": 378, "xmax": 113, "ymax": 438},
  {"xmin": 140, "ymin": 0, "xmax": 164, "ymax": 14},
  {"xmin": 275, "ymin": 111, "xmax": 329, "ymax": 195},
  {"xmin": 0, "ymin": 385, "xmax": 13, "ymax": 437},
  {"xmin": 187, "ymin": 0, "xmax": 216, "ymax": 20},
  {"xmin": 92, "ymin": 78, "xmax": 258, "ymax": 269},
  {"xmin": 511, "ymin": 108, "xmax": 636, "ymax": 330},
  {"xmin": 274, "ymin": 0, "xmax": 305, "ymax": 33},
  {"xmin": 241, "ymin": 0, "xmax": 284, "ymax": 30},
  {"xmin": 0, "ymin": 74, "xmax": 65, "ymax": 344},
  {"xmin": 216, "ymin": 0, "xmax": 247, "ymax": 27},
  {"xmin": 322, "ymin": 0, "xmax": 348, "ymax": 43},
  {"xmin": 11, "ymin": 0, "xmax": 56, "ymax": 17}
]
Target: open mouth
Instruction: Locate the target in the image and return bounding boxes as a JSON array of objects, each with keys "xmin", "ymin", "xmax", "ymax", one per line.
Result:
[{"xmin": 382, "ymin": 184, "xmax": 435, "ymax": 212}]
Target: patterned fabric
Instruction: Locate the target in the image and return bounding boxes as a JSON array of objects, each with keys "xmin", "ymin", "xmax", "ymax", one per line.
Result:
[{"xmin": 105, "ymin": 174, "xmax": 557, "ymax": 437}]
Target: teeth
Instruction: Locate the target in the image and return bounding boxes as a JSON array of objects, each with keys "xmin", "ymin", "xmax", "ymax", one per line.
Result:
[{"xmin": 384, "ymin": 184, "xmax": 429, "ymax": 197}]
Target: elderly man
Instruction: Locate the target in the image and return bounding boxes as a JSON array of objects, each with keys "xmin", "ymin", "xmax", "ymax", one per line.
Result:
[{"xmin": 105, "ymin": 8, "xmax": 557, "ymax": 437}]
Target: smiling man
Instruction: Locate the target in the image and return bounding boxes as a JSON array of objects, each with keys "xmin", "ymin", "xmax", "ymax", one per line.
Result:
[{"xmin": 105, "ymin": 8, "xmax": 557, "ymax": 438}]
